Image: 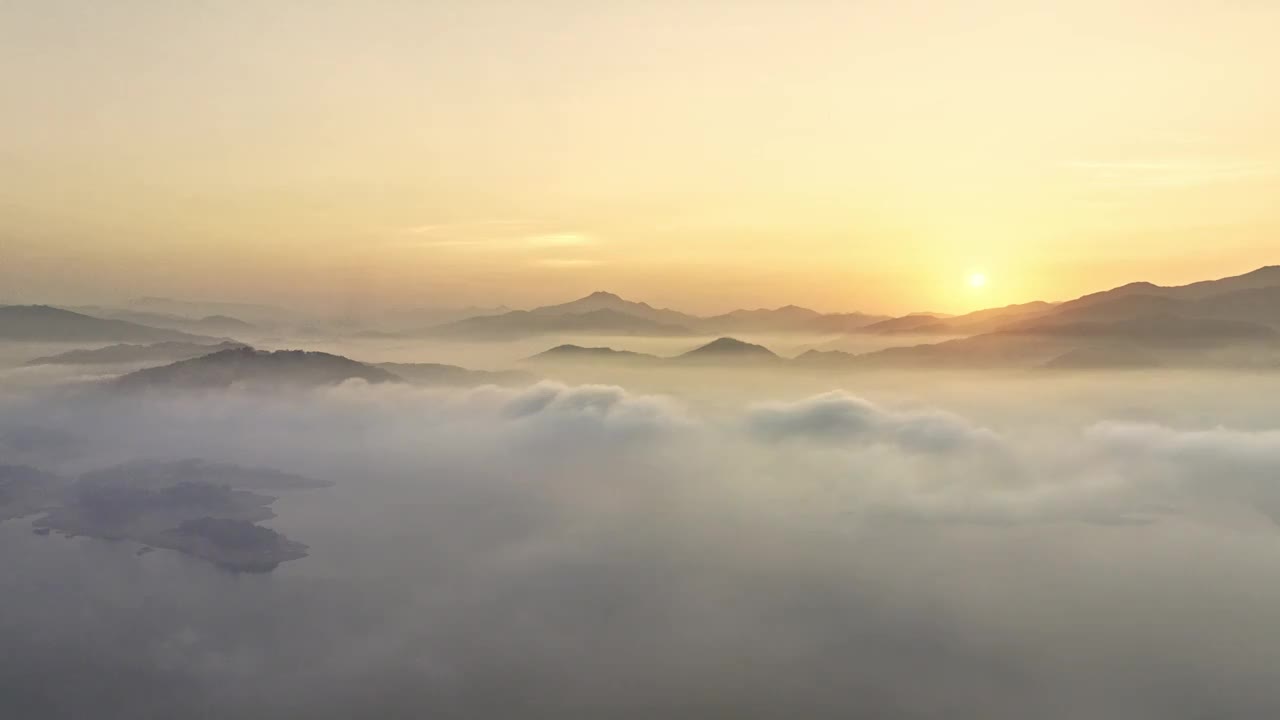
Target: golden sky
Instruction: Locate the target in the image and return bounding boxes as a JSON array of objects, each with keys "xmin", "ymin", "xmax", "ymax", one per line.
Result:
[{"xmin": 3, "ymin": 0, "xmax": 1279, "ymax": 314}]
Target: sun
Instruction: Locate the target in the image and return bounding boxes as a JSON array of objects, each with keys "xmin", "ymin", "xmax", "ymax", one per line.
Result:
[{"xmin": 967, "ymin": 272, "xmax": 987, "ymax": 289}]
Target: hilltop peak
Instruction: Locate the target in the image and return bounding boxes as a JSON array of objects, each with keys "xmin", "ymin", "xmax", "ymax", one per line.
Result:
[
  {"xmin": 514, "ymin": 291, "xmax": 699, "ymax": 330},
  {"xmin": 526, "ymin": 344, "xmax": 659, "ymax": 363},
  {"xmin": 115, "ymin": 347, "xmax": 401, "ymax": 390},
  {"xmin": 679, "ymin": 337, "xmax": 779, "ymax": 361},
  {"xmin": 700, "ymin": 337, "xmax": 763, "ymax": 351},
  {"xmin": 1239, "ymin": 266, "xmax": 1280, "ymax": 278},
  {"xmin": 0, "ymin": 305, "xmax": 218, "ymax": 343}
]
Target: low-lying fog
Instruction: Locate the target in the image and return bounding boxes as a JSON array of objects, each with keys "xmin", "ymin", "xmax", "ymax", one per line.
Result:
[
  {"xmin": 262, "ymin": 331, "xmax": 921, "ymax": 369},
  {"xmin": 5, "ymin": 345, "xmax": 1280, "ymax": 718}
]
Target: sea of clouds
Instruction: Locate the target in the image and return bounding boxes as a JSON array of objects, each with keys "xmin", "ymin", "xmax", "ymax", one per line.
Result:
[{"xmin": 5, "ymin": 375, "xmax": 1280, "ymax": 718}]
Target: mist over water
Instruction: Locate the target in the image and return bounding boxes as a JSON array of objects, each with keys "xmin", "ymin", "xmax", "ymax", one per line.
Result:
[
  {"xmin": 7, "ymin": 353, "xmax": 1280, "ymax": 719},
  {"xmin": 6, "ymin": 0, "xmax": 1280, "ymax": 713}
]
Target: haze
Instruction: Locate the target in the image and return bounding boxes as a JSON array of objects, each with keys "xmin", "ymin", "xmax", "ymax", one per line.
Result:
[
  {"xmin": 6, "ymin": 2, "xmax": 1280, "ymax": 719},
  {"xmin": 4, "ymin": 0, "xmax": 1280, "ymax": 313}
]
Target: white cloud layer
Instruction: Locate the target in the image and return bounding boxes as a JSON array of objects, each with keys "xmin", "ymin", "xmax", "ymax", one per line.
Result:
[
  {"xmin": 7, "ymin": 377, "xmax": 1280, "ymax": 718},
  {"xmin": 745, "ymin": 390, "xmax": 1001, "ymax": 454}
]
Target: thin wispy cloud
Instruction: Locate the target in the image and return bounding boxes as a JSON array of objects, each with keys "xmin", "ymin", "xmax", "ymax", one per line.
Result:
[
  {"xmin": 387, "ymin": 221, "xmax": 598, "ymax": 252},
  {"xmin": 393, "ymin": 238, "xmax": 491, "ymax": 248},
  {"xmin": 522, "ymin": 233, "xmax": 594, "ymax": 248},
  {"xmin": 1065, "ymin": 158, "xmax": 1276, "ymax": 189},
  {"xmin": 402, "ymin": 219, "xmax": 536, "ymax": 236},
  {"xmin": 533, "ymin": 258, "xmax": 605, "ymax": 268}
]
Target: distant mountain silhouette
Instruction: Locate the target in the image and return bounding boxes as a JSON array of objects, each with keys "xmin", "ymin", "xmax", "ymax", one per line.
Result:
[
  {"xmin": 526, "ymin": 338, "xmax": 779, "ymax": 367},
  {"xmin": 523, "ymin": 321, "xmax": 1280, "ymax": 371},
  {"xmin": 1028, "ymin": 294, "xmax": 1183, "ymax": 324},
  {"xmin": 844, "ymin": 333, "xmax": 1065, "ymax": 368},
  {"xmin": 526, "ymin": 344, "xmax": 662, "ymax": 364},
  {"xmin": 1192, "ymin": 286, "xmax": 1280, "ymax": 326},
  {"xmin": 375, "ymin": 362, "xmax": 535, "ymax": 386},
  {"xmin": 1171, "ymin": 265, "xmax": 1280, "ymax": 297},
  {"xmin": 859, "ymin": 313, "xmax": 952, "ymax": 334},
  {"xmin": 861, "ymin": 303, "xmax": 1054, "ymax": 335},
  {"xmin": 26, "ymin": 265, "xmax": 1280, "ymax": 374},
  {"xmin": 115, "ymin": 347, "xmax": 401, "ymax": 389},
  {"xmin": 675, "ymin": 337, "xmax": 780, "ymax": 364},
  {"xmin": 382, "ymin": 305, "xmax": 511, "ymax": 330},
  {"xmin": 998, "ymin": 313, "xmax": 1277, "ymax": 346},
  {"xmin": 791, "ymin": 348, "xmax": 860, "ymax": 367},
  {"xmin": 851, "ymin": 313, "xmax": 1279, "ymax": 369},
  {"xmin": 1041, "ymin": 345, "xmax": 1162, "ymax": 371},
  {"xmin": 68, "ymin": 307, "xmax": 193, "ymax": 328},
  {"xmin": 128, "ymin": 297, "xmax": 296, "ymax": 327},
  {"xmin": 188, "ymin": 315, "xmax": 257, "ymax": 333},
  {"xmin": 853, "ymin": 267, "xmax": 1280, "ymax": 341},
  {"xmin": 703, "ymin": 304, "xmax": 819, "ymax": 326},
  {"xmin": 68, "ymin": 306, "xmax": 260, "ymax": 335},
  {"xmin": 700, "ymin": 306, "xmax": 889, "ymax": 333},
  {"xmin": 1026, "ymin": 285, "xmax": 1280, "ymax": 331},
  {"xmin": 490, "ymin": 266, "xmax": 1280, "ymax": 371},
  {"xmin": 0, "ymin": 305, "xmax": 220, "ymax": 343},
  {"xmin": 1059, "ymin": 266, "xmax": 1280, "ymax": 311},
  {"xmin": 920, "ymin": 302, "xmax": 1057, "ymax": 334},
  {"xmin": 541, "ymin": 312, "xmax": 1280, "ymax": 372},
  {"xmin": 25, "ymin": 341, "xmax": 246, "ymax": 366},
  {"xmin": 528, "ymin": 291, "xmax": 701, "ymax": 326},
  {"xmin": 427, "ymin": 307, "xmax": 697, "ymax": 339},
  {"xmin": 430, "ymin": 292, "xmax": 891, "ymax": 339},
  {"xmin": 352, "ymin": 329, "xmax": 407, "ymax": 340}
]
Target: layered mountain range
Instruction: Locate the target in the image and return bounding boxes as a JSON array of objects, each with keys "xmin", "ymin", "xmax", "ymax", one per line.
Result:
[
  {"xmin": 524, "ymin": 267, "xmax": 1280, "ymax": 370},
  {"xmin": 420, "ymin": 267, "xmax": 1280, "ymax": 348},
  {"xmin": 7, "ymin": 266, "xmax": 1280, "ymax": 373},
  {"xmin": 110, "ymin": 347, "xmax": 534, "ymax": 390},
  {"xmin": 0, "ymin": 305, "xmax": 227, "ymax": 343},
  {"xmin": 422, "ymin": 291, "xmax": 890, "ymax": 339}
]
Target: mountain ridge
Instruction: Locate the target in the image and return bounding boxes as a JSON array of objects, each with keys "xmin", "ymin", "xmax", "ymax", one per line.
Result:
[
  {"xmin": 25, "ymin": 341, "xmax": 247, "ymax": 366},
  {"xmin": 0, "ymin": 305, "xmax": 223, "ymax": 343},
  {"xmin": 115, "ymin": 347, "xmax": 402, "ymax": 390}
]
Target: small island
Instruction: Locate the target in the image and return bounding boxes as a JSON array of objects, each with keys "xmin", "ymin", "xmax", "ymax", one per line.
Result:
[
  {"xmin": 2, "ymin": 458, "xmax": 324, "ymax": 572},
  {"xmin": 157, "ymin": 517, "xmax": 309, "ymax": 573}
]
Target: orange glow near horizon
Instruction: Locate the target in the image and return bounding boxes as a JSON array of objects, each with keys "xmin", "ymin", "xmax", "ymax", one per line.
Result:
[{"xmin": 2, "ymin": 1, "xmax": 1278, "ymax": 315}]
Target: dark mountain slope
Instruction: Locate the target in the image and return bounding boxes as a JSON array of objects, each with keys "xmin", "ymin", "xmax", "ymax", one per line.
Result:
[
  {"xmin": 675, "ymin": 337, "xmax": 781, "ymax": 364},
  {"xmin": 0, "ymin": 305, "xmax": 219, "ymax": 343},
  {"xmin": 427, "ymin": 308, "xmax": 696, "ymax": 339},
  {"xmin": 851, "ymin": 313, "xmax": 1279, "ymax": 369},
  {"xmin": 25, "ymin": 341, "xmax": 246, "ymax": 366},
  {"xmin": 528, "ymin": 291, "xmax": 700, "ymax": 326},
  {"xmin": 526, "ymin": 345, "xmax": 662, "ymax": 364},
  {"xmin": 701, "ymin": 306, "xmax": 889, "ymax": 333},
  {"xmin": 375, "ymin": 362, "xmax": 535, "ymax": 386},
  {"xmin": 115, "ymin": 347, "xmax": 401, "ymax": 390}
]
